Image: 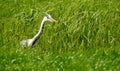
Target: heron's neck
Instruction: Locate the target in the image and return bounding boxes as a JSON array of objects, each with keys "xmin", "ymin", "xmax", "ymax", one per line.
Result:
[{"xmin": 32, "ymin": 17, "xmax": 46, "ymax": 41}]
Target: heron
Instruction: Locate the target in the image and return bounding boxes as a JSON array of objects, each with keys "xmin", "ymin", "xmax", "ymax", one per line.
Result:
[{"xmin": 20, "ymin": 14, "xmax": 57, "ymax": 47}]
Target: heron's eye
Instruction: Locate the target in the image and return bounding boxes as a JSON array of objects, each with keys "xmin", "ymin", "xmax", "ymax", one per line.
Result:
[
  {"xmin": 45, "ymin": 14, "xmax": 49, "ymax": 19},
  {"xmin": 46, "ymin": 15, "xmax": 49, "ymax": 19},
  {"xmin": 45, "ymin": 14, "xmax": 51, "ymax": 19}
]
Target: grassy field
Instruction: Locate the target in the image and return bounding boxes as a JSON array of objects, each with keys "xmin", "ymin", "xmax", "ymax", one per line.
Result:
[{"xmin": 0, "ymin": 0, "xmax": 120, "ymax": 71}]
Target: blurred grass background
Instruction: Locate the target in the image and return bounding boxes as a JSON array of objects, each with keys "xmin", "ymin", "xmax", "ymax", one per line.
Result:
[{"xmin": 0, "ymin": 0, "xmax": 120, "ymax": 71}]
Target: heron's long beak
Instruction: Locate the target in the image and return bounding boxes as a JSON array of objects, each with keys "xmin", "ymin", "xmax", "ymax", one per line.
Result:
[{"xmin": 50, "ymin": 18, "xmax": 57, "ymax": 22}]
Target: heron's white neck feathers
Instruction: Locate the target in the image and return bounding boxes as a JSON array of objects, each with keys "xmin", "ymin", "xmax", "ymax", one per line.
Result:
[
  {"xmin": 20, "ymin": 17, "xmax": 47, "ymax": 47},
  {"xmin": 32, "ymin": 16, "xmax": 46, "ymax": 41}
]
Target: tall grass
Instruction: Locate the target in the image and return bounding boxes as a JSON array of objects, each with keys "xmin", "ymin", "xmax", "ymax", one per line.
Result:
[{"xmin": 0, "ymin": 0, "xmax": 120, "ymax": 71}]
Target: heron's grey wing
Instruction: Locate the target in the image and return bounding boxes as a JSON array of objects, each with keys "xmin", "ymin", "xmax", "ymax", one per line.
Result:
[{"xmin": 20, "ymin": 40, "xmax": 27, "ymax": 46}]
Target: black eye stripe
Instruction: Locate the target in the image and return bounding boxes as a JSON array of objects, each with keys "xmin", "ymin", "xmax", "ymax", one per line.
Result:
[{"xmin": 45, "ymin": 14, "xmax": 49, "ymax": 19}]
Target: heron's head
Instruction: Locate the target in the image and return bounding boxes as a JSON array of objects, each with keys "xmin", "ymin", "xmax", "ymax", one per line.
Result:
[{"xmin": 44, "ymin": 14, "xmax": 57, "ymax": 22}]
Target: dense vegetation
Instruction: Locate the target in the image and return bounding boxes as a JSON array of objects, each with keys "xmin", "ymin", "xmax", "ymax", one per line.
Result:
[{"xmin": 0, "ymin": 0, "xmax": 120, "ymax": 71}]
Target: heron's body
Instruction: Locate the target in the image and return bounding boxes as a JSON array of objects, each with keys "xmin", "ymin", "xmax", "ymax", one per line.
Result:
[{"xmin": 20, "ymin": 14, "xmax": 56, "ymax": 47}]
